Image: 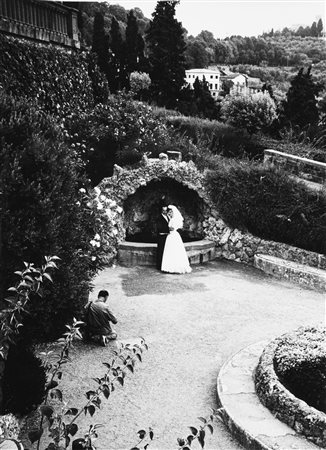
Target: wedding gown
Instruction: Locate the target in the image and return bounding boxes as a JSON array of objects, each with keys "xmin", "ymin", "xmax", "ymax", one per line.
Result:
[{"xmin": 161, "ymin": 207, "xmax": 192, "ymax": 274}]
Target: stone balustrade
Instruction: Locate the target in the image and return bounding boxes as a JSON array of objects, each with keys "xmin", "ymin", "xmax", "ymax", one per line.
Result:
[{"xmin": 0, "ymin": 0, "xmax": 80, "ymax": 48}]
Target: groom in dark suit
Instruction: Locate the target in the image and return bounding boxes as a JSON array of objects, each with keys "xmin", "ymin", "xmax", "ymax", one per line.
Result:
[{"xmin": 156, "ymin": 201, "xmax": 170, "ymax": 270}]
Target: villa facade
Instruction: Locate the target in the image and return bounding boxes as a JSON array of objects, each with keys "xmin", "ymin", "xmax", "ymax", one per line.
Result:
[
  {"xmin": 185, "ymin": 68, "xmax": 221, "ymax": 98},
  {"xmin": 185, "ymin": 66, "xmax": 263, "ymax": 99}
]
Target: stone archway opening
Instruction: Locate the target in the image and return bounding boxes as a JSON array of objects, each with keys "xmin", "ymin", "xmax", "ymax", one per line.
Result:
[{"xmin": 123, "ymin": 178, "xmax": 207, "ymax": 243}]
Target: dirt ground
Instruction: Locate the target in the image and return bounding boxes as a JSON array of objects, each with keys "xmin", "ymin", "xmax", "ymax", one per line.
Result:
[{"xmin": 31, "ymin": 260, "xmax": 325, "ymax": 450}]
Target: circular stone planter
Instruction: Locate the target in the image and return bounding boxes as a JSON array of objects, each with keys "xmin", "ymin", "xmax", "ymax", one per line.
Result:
[{"xmin": 255, "ymin": 327, "xmax": 326, "ymax": 448}]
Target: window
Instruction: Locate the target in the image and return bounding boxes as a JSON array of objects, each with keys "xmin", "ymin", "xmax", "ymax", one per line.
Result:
[
  {"xmin": 215, "ymin": 84, "xmax": 218, "ymax": 89},
  {"xmin": 210, "ymin": 75, "xmax": 213, "ymax": 79},
  {"xmin": 215, "ymin": 75, "xmax": 218, "ymax": 79},
  {"xmin": 209, "ymin": 83, "xmax": 212, "ymax": 89},
  {"xmin": 212, "ymin": 92, "xmax": 216, "ymax": 96}
]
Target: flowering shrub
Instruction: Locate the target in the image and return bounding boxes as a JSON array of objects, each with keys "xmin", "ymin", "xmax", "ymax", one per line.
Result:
[
  {"xmin": 63, "ymin": 94, "xmax": 171, "ymax": 185},
  {"xmin": 86, "ymin": 187, "xmax": 124, "ymax": 264},
  {"xmin": 220, "ymin": 92, "xmax": 277, "ymax": 134},
  {"xmin": 130, "ymin": 71, "xmax": 151, "ymax": 93}
]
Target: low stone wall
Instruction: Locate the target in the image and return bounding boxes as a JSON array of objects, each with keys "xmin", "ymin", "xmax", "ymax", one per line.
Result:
[
  {"xmin": 254, "ymin": 254, "xmax": 326, "ymax": 292},
  {"xmin": 255, "ymin": 327, "xmax": 326, "ymax": 448},
  {"xmin": 264, "ymin": 149, "xmax": 326, "ymax": 184},
  {"xmin": 203, "ymin": 216, "xmax": 326, "ymax": 271}
]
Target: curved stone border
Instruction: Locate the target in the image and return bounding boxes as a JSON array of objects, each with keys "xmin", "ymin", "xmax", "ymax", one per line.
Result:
[
  {"xmin": 255, "ymin": 335, "xmax": 326, "ymax": 447},
  {"xmin": 217, "ymin": 342, "xmax": 321, "ymax": 450},
  {"xmin": 117, "ymin": 239, "xmax": 216, "ymax": 266}
]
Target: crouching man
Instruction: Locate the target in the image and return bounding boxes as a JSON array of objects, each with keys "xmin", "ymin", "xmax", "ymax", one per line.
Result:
[{"xmin": 84, "ymin": 290, "xmax": 118, "ymax": 346}]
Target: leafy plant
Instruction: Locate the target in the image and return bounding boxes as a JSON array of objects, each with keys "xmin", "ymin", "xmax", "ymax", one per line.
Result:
[
  {"xmin": 0, "ymin": 257, "xmax": 59, "ymax": 361},
  {"xmin": 176, "ymin": 412, "xmax": 220, "ymax": 449},
  {"xmin": 220, "ymin": 92, "xmax": 277, "ymax": 135},
  {"xmin": 27, "ymin": 335, "xmax": 148, "ymax": 449}
]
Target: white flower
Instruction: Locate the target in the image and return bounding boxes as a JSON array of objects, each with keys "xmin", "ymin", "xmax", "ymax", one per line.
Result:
[
  {"xmin": 113, "ymin": 228, "xmax": 118, "ymax": 235},
  {"xmin": 90, "ymin": 240, "xmax": 96, "ymax": 247},
  {"xmin": 94, "ymin": 187, "xmax": 101, "ymax": 195},
  {"xmin": 79, "ymin": 188, "xmax": 86, "ymax": 193},
  {"xmin": 116, "ymin": 206, "xmax": 123, "ymax": 214},
  {"xmin": 100, "ymin": 195, "xmax": 106, "ymax": 201},
  {"xmin": 96, "ymin": 242, "xmax": 100, "ymax": 248},
  {"xmin": 91, "ymin": 256, "xmax": 96, "ymax": 261},
  {"xmin": 97, "ymin": 202, "xmax": 103, "ymax": 210},
  {"xmin": 94, "ymin": 233, "xmax": 100, "ymax": 240},
  {"xmin": 76, "ymin": 201, "xmax": 81, "ymax": 206}
]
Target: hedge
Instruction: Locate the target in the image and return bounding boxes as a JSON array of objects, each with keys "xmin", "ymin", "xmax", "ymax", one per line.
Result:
[
  {"xmin": 205, "ymin": 158, "xmax": 326, "ymax": 254},
  {"xmin": 0, "ymin": 34, "xmax": 109, "ymax": 117}
]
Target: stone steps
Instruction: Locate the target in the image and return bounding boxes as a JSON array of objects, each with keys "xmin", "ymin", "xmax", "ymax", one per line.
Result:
[
  {"xmin": 254, "ymin": 254, "xmax": 326, "ymax": 292},
  {"xmin": 217, "ymin": 342, "xmax": 321, "ymax": 450},
  {"xmin": 118, "ymin": 239, "xmax": 216, "ymax": 266}
]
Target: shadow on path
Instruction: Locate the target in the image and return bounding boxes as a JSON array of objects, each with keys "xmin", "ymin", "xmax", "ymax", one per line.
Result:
[{"xmin": 120, "ymin": 266, "xmax": 208, "ymax": 297}]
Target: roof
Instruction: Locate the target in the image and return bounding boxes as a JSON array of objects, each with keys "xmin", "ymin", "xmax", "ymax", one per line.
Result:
[{"xmin": 185, "ymin": 68, "xmax": 221, "ymax": 74}]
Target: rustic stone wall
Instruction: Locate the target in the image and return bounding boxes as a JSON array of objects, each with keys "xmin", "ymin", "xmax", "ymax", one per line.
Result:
[
  {"xmin": 264, "ymin": 149, "xmax": 326, "ymax": 184},
  {"xmin": 98, "ymin": 159, "xmax": 326, "ymax": 272},
  {"xmin": 255, "ymin": 327, "xmax": 326, "ymax": 447},
  {"xmin": 203, "ymin": 215, "xmax": 326, "ymax": 270}
]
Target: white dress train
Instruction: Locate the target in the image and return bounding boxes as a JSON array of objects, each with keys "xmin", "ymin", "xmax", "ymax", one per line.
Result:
[{"xmin": 161, "ymin": 229, "xmax": 192, "ymax": 274}]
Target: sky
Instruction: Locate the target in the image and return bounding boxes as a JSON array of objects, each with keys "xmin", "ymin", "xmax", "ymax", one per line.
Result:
[{"xmin": 107, "ymin": 0, "xmax": 326, "ymax": 38}]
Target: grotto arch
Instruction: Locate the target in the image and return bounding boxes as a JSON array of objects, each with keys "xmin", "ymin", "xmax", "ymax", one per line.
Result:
[{"xmin": 123, "ymin": 177, "xmax": 209, "ymax": 243}]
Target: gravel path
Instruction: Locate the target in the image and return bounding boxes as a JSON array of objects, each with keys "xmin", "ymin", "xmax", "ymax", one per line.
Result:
[{"xmin": 44, "ymin": 260, "xmax": 324, "ymax": 450}]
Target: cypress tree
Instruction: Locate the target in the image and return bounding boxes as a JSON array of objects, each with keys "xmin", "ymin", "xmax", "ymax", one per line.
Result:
[
  {"xmin": 281, "ymin": 67, "xmax": 323, "ymax": 128},
  {"xmin": 146, "ymin": 1, "xmax": 187, "ymax": 108},
  {"xmin": 109, "ymin": 16, "xmax": 127, "ymax": 92},
  {"xmin": 317, "ymin": 18, "xmax": 323, "ymax": 37},
  {"xmin": 92, "ymin": 12, "xmax": 110, "ymax": 78},
  {"xmin": 126, "ymin": 10, "xmax": 139, "ymax": 73}
]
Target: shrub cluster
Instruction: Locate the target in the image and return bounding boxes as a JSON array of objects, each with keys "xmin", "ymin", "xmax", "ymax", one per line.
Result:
[
  {"xmin": 63, "ymin": 94, "xmax": 173, "ymax": 184},
  {"xmin": 205, "ymin": 158, "xmax": 326, "ymax": 254},
  {"xmin": 0, "ymin": 93, "xmax": 106, "ymax": 340},
  {"xmin": 0, "ymin": 34, "xmax": 109, "ymax": 117},
  {"xmin": 274, "ymin": 327, "xmax": 326, "ymax": 413},
  {"xmin": 165, "ymin": 114, "xmax": 267, "ymax": 159}
]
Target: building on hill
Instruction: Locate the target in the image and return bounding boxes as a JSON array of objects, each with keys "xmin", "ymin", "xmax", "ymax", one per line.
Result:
[
  {"xmin": 0, "ymin": 0, "xmax": 80, "ymax": 49},
  {"xmin": 245, "ymin": 76, "xmax": 263, "ymax": 94},
  {"xmin": 185, "ymin": 68, "xmax": 221, "ymax": 98},
  {"xmin": 185, "ymin": 67, "xmax": 263, "ymax": 98}
]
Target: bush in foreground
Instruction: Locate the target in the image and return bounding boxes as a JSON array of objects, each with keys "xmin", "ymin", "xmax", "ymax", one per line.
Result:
[{"xmin": 0, "ymin": 94, "xmax": 102, "ymax": 340}]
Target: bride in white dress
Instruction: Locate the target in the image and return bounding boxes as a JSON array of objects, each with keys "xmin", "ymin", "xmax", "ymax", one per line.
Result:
[{"xmin": 161, "ymin": 205, "xmax": 192, "ymax": 274}]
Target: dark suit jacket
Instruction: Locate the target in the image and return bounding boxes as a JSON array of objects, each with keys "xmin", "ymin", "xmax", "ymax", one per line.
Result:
[
  {"xmin": 156, "ymin": 214, "xmax": 170, "ymax": 269},
  {"xmin": 157, "ymin": 214, "xmax": 170, "ymax": 235}
]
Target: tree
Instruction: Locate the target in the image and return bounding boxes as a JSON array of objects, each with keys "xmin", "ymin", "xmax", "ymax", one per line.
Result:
[
  {"xmin": 221, "ymin": 92, "xmax": 277, "ymax": 134},
  {"xmin": 185, "ymin": 40, "xmax": 209, "ymax": 68},
  {"xmin": 108, "ymin": 16, "xmax": 127, "ymax": 92},
  {"xmin": 317, "ymin": 18, "xmax": 323, "ymax": 37},
  {"xmin": 280, "ymin": 67, "xmax": 323, "ymax": 128},
  {"xmin": 91, "ymin": 12, "xmax": 110, "ymax": 78},
  {"xmin": 125, "ymin": 10, "xmax": 147, "ymax": 77},
  {"xmin": 311, "ymin": 21, "xmax": 318, "ymax": 37},
  {"xmin": 146, "ymin": 1, "xmax": 187, "ymax": 108},
  {"xmin": 193, "ymin": 76, "xmax": 219, "ymax": 119}
]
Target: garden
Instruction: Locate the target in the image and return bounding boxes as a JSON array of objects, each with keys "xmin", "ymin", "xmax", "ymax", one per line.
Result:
[{"xmin": 0, "ymin": 8, "xmax": 326, "ymax": 448}]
